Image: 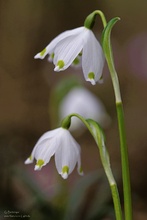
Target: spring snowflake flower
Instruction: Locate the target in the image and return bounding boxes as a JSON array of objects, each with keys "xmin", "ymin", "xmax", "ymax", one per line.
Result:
[
  {"xmin": 34, "ymin": 26, "xmax": 104, "ymax": 85},
  {"xmin": 25, "ymin": 127, "xmax": 83, "ymax": 179},
  {"xmin": 59, "ymin": 87, "xmax": 111, "ymax": 131}
]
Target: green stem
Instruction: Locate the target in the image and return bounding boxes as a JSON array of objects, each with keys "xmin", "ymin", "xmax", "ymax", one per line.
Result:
[
  {"xmin": 99, "ymin": 147, "xmax": 123, "ymax": 220},
  {"xmin": 102, "ymin": 22, "xmax": 132, "ymax": 219},
  {"xmin": 116, "ymin": 102, "xmax": 132, "ymax": 220},
  {"xmin": 62, "ymin": 113, "xmax": 123, "ymax": 220},
  {"xmin": 84, "ymin": 10, "xmax": 107, "ymax": 30},
  {"xmin": 111, "ymin": 184, "xmax": 123, "ymax": 220},
  {"xmin": 95, "ymin": 10, "xmax": 107, "ymax": 28}
]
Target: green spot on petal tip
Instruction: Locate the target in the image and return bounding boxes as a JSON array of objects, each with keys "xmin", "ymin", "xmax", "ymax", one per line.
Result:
[
  {"xmin": 73, "ymin": 57, "xmax": 80, "ymax": 65},
  {"xmin": 36, "ymin": 159, "xmax": 44, "ymax": 167},
  {"xmin": 57, "ymin": 60, "xmax": 65, "ymax": 69},
  {"xmin": 88, "ymin": 72, "xmax": 95, "ymax": 80},
  {"xmin": 40, "ymin": 48, "xmax": 46, "ymax": 57},
  {"xmin": 51, "ymin": 53, "xmax": 54, "ymax": 59},
  {"xmin": 79, "ymin": 166, "xmax": 83, "ymax": 174},
  {"xmin": 62, "ymin": 165, "xmax": 69, "ymax": 174}
]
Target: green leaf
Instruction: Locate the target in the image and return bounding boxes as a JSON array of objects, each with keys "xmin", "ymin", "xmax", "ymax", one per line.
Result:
[
  {"xmin": 86, "ymin": 119, "xmax": 105, "ymax": 148},
  {"xmin": 101, "ymin": 17, "xmax": 120, "ymax": 57}
]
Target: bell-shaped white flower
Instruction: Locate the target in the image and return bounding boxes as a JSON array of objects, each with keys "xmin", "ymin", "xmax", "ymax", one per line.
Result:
[
  {"xmin": 34, "ymin": 26, "xmax": 105, "ymax": 85},
  {"xmin": 25, "ymin": 127, "xmax": 83, "ymax": 179},
  {"xmin": 59, "ymin": 87, "xmax": 111, "ymax": 131}
]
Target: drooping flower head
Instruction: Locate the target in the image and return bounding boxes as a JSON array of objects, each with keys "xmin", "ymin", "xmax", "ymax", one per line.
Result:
[
  {"xmin": 34, "ymin": 12, "xmax": 105, "ymax": 85},
  {"xmin": 25, "ymin": 127, "xmax": 83, "ymax": 179}
]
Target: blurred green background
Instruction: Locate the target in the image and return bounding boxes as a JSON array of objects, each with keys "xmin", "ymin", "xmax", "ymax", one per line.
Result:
[{"xmin": 0, "ymin": 0, "xmax": 147, "ymax": 219}]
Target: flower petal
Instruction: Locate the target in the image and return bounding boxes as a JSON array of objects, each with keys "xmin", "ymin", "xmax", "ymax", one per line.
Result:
[
  {"xmin": 77, "ymin": 164, "xmax": 84, "ymax": 176},
  {"xmin": 34, "ymin": 138, "xmax": 59, "ymax": 166},
  {"xmin": 34, "ymin": 48, "xmax": 48, "ymax": 59},
  {"xmin": 53, "ymin": 34, "xmax": 84, "ymax": 71},
  {"xmin": 61, "ymin": 166, "xmax": 69, "ymax": 179},
  {"xmin": 82, "ymin": 30, "xmax": 105, "ymax": 84},
  {"xmin": 24, "ymin": 156, "xmax": 33, "ymax": 164},
  {"xmin": 46, "ymin": 27, "xmax": 84, "ymax": 55},
  {"xmin": 34, "ymin": 27, "xmax": 84, "ymax": 60},
  {"xmin": 35, "ymin": 128, "xmax": 60, "ymax": 146},
  {"xmin": 55, "ymin": 130, "xmax": 81, "ymax": 176},
  {"xmin": 34, "ymin": 159, "xmax": 45, "ymax": 170}
]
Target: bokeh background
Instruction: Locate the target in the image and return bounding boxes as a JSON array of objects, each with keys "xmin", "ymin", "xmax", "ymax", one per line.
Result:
[{"xmin": 0, "ymin": 0, "xmax": 147, "ymax": 219}]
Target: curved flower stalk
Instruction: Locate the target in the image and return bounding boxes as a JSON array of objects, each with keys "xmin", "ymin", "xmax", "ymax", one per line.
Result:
[
  {"xmin": 25, "ymin": 127, "xmax": 83, "ymax": 179},
  {"xmin": 61, "ymin": 113, "xmax": 123, "ymax": 220},
  {"xmin": 59, "ymin": 87, "xmax": 111, "ymax": 131},
  {"xmin": 34, "ymin": 26, "xmax": 104, "ymax": 85}
]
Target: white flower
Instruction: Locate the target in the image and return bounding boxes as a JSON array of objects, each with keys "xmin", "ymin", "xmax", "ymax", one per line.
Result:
[
  {"xmin": 25, "ymin": 127, "xmax": 83, "ymax": 179},
  {"xmin": 59, "ymin": 87, "xmax": 111, "ymax": 131},
  {"xmin": 34, "ymin": 27, "xmax": 105, "ymax": 85}
]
